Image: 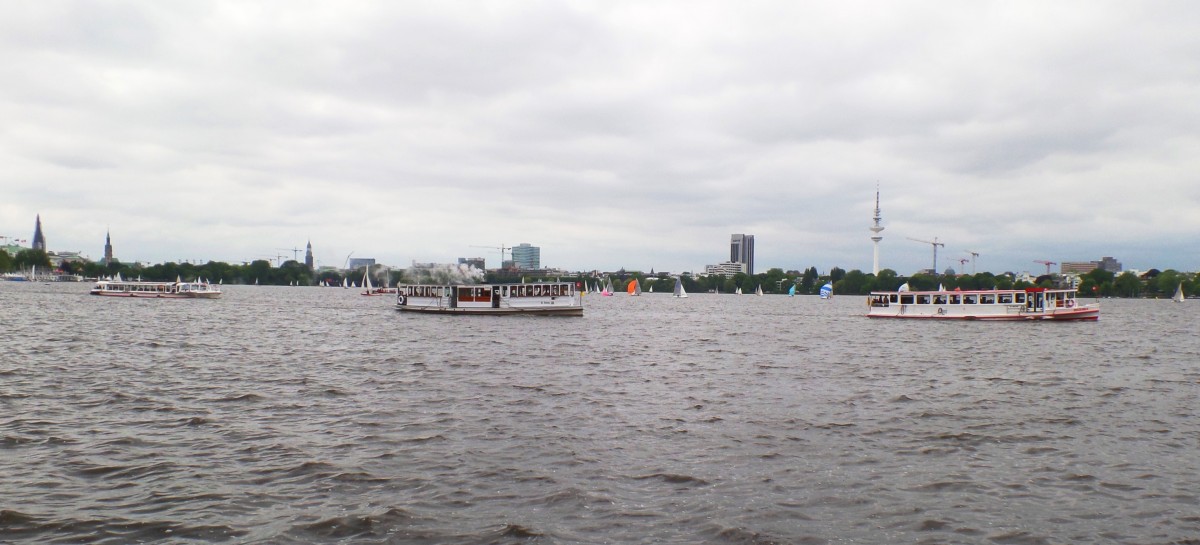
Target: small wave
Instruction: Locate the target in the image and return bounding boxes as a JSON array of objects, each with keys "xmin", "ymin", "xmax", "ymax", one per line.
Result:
[
  {"xmin": 634, "ymin": 473, "xmax": 710, "ymax": 486},
  {"xmin": 710, "ymin": 524, "xmax": 817, "ymax": 544},
  {"xmin": 291, "ymin": 507, "xmax": 420, "ymax": 540},
  {"xmin": 917, "ymin": 519, "xmax": 949, "ymax": 531},
  {"xmin": 211, "ymin": 393, "xmax": 265, "ymax": 403}
]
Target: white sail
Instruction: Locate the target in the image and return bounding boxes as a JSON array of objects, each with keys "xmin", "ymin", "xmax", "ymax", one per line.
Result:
[
  {"xmin": 1174, "ymin": 282, "xmax": 1185, "ymax": 303},
  {"xmin": 736, "ymin": 286, "xmax": 742, "ymax": 295},
  {"xmin": 673, "ymin": 277, "xmax": 688, "ymax": 298},
  {"xmin": 755, "ymin": 285, "xmax": 763, "ymax": 296},
  {"xmin": 819, "ymin": 282, "xmax": 833, "ymax": 299}
]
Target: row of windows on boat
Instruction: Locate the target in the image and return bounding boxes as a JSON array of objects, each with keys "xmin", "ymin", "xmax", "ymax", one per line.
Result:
[
  {"xmin": 874, "ymin": 292, "xmax": 1075, "ymax": 305},
  {"xmin": 400, "ymin": 284, "xmax": 575, "ymax": 298},
  {"xmin": 93, "ymin": 283, "xmax": 209, "ymax": 293}
]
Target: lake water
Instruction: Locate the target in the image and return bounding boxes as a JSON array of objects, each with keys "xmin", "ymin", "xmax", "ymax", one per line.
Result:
[{"xmin": 2, "ymin": 281, "xmax": 1198, "ymax": 544}]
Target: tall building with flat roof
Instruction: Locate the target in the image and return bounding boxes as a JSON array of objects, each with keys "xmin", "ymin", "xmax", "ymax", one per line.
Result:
[
  {"xmin": 512, "ymin": 243, "xmax": 540, "ymax": 270},
  {"xmin": 730, "ymin": 234, "xmax": 754, "ymax": 275}
]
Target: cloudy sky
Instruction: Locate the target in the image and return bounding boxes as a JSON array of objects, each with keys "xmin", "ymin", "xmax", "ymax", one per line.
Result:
[{"xmin": 3, "ymin": 1, "xmax": 1198, "ymax": 275}]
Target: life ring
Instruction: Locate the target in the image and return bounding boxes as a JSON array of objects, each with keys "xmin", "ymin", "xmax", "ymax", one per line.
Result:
[
  {"xmin": 937, "ymin": 308, "xmax": 946, "ymax": 315},
  {"xmin": 1066, "ymin": 300, "xmax": 1074, "ymax": 308},
  {"xmin": 397, "ymin": 295, "xmax": 407, "ymax": 305}
]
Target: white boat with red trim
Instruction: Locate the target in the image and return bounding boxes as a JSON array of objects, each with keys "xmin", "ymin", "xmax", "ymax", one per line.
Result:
[
  {"xmin": 89, "ymin": 279, "xmax": 222, "ymax": 299},
  {"xmin": 396, "ymin": 282, "xmax": 582, "ymax": 316},
  {"xmin": 866, "ymin": 287, "xmax": 1097, "ymax": 320}
]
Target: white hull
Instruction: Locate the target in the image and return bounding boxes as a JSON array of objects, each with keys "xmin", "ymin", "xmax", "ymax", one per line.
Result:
[
  {"xmin": 396, "ymin": 282, "xmax": 582, "ymax": 316},
  {"xmin": 867, "ymin": 287, "xmax": 1097, "ymax": 321},
  {"xmin": 90, "ymin": 280, "xmax": 222, "ymax": 299}
]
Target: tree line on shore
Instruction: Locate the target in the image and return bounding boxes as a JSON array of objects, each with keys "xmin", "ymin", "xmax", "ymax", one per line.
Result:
[{"xmin": 2, "ymin": 249, "xmax": 1190, "ymax": 298}]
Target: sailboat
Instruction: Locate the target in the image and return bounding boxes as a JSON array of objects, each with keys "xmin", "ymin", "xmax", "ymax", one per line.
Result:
[
  {"xmin": 361, "ymin": 270, "xmax": 379, "ymax": 295},
  {"xmin": 819, "ymin": 282, "xmax": 833, "ymax": 299},
  {"xmin": 788, "ymin": 284, "xmax": 796, "ymax": 297},
  {"xmin": 627, "ymin": 278, "xmax": 641, "ymax": 296},
  {"xmin": 736, "ymin": 286, "xmax": 743, "ymax": 295},
  {"xmin": 1173, "ymin": 282, "xmax": 1185, "ymax": 303},
  {"xmin": 602, "ymin": 278, "xmax": 614, "ymax": 296},
  {"xmin": 673, "ymin": 277, "xmax": 688, "ymax": 298},
  {"xmin": 755, "ymin": 285, "xmax": 763, "ymax": 296}
]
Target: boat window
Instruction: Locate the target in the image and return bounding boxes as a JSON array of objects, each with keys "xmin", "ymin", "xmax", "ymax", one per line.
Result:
[
  {"xmin": 1015, "ymin": 293, "xmax": 1025, "ymax": 303},
  {"xmin": 980, "ymin": 294, "xmax": 995, "ymax": 304},
  {"xmin": 998, "ymin": 293, "xmax": 1013, "ymax": 304},
  {"xmin": 889, "ymin": 294, "xmax": 898, "ymax": 303},
  {"xmin": 949, "ymin": 294, "xmax": 961, "ymax": 304},
  {"xmin": 900, "ymin": 294, "xmax": 914, "ymax": 304},
  {"xmin": 933, "ymin": 295, "xmax": 947, "ymax": 304},
  {"xmin": 916, "ymin": 295, "xmax": 930, "ymax": 304},
  {"xmin": 964, "ymin": 295, "xmax": 977, "ymax": 304}
]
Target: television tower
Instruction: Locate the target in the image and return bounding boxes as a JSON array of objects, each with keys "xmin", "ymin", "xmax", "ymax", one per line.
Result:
[{"xmin": 869, "ymin": 188, "xmax": 884, "ymax": 275}]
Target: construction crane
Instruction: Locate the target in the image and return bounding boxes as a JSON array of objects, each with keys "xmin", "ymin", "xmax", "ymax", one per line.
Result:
[
  {"xmin": 966, "ymin": 250, "xmax": 980, "ymax": 275},
  {"xmin": 1034, "ymin": 260, "xmax": 1057, "ymax": 275},
  {"xmin": 958, "ymin": 258, "xmax": 969, "ymax": 273},
  {"xmin": 470, "ymin": 244, "xmax": 512, "ymax": 267},
  {"xmin": 278, "ymin": 247, "xmax": 303, "ymax": 261},
  {"xmin": 907, "ymin": 237, "xmax": 945, "ymax": 273}
]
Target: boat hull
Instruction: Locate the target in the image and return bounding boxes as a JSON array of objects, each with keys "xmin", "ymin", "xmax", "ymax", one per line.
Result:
[
  {"xmin": 397, "ymin": 305, "xmax": 583, "ymax": 316},
  {"xmin": 866, "ymin": 287, "xmax": 1098, "ymax": 321},
  {"xmin": 867, "ymin": 305, "xmax": 1099, "ymax": 321}
]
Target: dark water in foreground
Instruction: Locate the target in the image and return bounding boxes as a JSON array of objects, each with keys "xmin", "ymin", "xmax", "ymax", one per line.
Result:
[{"xmin": 2, "ymin": 282, "xmax": 1199, "ymax": 544}]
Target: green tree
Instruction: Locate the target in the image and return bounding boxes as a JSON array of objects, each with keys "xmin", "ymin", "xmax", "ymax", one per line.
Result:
[
  {"xmin": 0, "ymin": 250, "xmax": 12, "ymax": 272},
  {"xmin": 837, "ymin": 269, "xmax": 869, "ymax": 295},
  {"xmin": 13, "ymin": 249, "xmax": 52, "ymax": 270},
  {"xmin": 1113, "ymin": 272, "xmax": 1141, "ymax": 298}
]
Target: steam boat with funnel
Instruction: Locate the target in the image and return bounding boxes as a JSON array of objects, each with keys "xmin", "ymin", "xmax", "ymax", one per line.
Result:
[
  {"xmin": 866, "ymin": 287, "xmax": 1098, "ymax": 321},
  {"xmin": 396, "ymin": 282, "xmax": 582, "ymax": 316},
  {"xmin": 90, "ymin": 279, "xmax": 222, "ymax": 299}
]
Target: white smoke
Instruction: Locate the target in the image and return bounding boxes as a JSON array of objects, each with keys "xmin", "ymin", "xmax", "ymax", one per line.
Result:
[{"xmin": 403, "ymin": 263, "xmax": 485, "ymax": 284}]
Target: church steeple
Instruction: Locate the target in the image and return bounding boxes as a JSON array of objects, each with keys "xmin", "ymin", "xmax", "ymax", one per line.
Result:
[
  {"xmin": 304, "ymin": 240, "xmax": 314, "ymax": 268},
  {"xmin": 32, "ymin": 215, "xmax": 46, "ymax": 251},
  {"xmin": 104, "ymin": 229, "xmax": 114, "ymax": 266}
]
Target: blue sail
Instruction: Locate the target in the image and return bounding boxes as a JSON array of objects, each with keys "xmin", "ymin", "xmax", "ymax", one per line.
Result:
[
  {"xmin": 788, "ymin": 284, "xmax": 796, "ymax": 297},
  {"xmin": 819, "ymin": 282, "xmax": 833, "ymax": 299}
]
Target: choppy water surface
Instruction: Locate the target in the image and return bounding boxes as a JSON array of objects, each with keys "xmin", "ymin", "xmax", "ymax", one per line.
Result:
[{"xmin": 2, "ymin": 282, "xmax": 1199, "ymax": 544}]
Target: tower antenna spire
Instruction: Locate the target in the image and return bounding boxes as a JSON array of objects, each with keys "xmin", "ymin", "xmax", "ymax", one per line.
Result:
[{"xmin": 869, "ymin": 185, "xmax": 885, "ymax": 275}]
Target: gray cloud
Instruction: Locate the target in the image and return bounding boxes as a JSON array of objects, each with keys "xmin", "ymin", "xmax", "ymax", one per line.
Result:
[{"xmin": 3, "ymin": 1, "xmax": 1199, "ymax": 275}]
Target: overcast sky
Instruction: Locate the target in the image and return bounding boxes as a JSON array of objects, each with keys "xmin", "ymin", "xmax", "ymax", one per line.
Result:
[{"xmin": 3, "ymin": 1, "xmax": 1198, "ymax": 275}]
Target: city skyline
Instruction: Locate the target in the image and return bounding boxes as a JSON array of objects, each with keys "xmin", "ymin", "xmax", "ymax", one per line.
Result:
[{"xmin": 4, "ymin": 3, "xmax": 1200, "ymax": 275}]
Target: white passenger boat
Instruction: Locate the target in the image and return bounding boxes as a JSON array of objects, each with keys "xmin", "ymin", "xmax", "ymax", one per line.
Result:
[
  {"xmin": 866, "ymin": 287, "xmax": 1098, "ymax": 320},
  {"xmin": 89, "ymin": 279, "xmax": 222, "ymax": 299},
  {"xmin": 396, "ymin": 282, "xmax": 582, "ymax": 316}
]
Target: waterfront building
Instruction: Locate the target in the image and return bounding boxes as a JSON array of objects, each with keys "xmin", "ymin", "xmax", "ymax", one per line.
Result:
[
  {"xmin": 1060, "ymin": 261, "xmax": 1097, "ymax": 275},
  {"xmin": 512, "ymin": 243, "xmax": 540, "ymax": 270},
  {"xmin": 869, "ymin": 189, "xmax": 884, "ymax": 275},
  {"xmin": 1061, "ymin": 256, "xmax": 1123, "ymax": 275},
  {"xmin": 347, "ymin": 257, "xmax": 376, "ymax": 270},
  {"xmin": 730, "ymin": 234, "xmax": 755, "ymax": 275},
  {"xmin": 32, "ymin": 215, "xmax": 46, "ymax": 251},
  {"xmin": 103, "ymin": 230, "xmax": 114, "ymax": 266},
  {"xmin": 304, "ymin": 241, "xmax": 314, "ymax": 268},
  {"xmin": 705, "ymin": 261, "xmax": 747, "ymax": 276}
]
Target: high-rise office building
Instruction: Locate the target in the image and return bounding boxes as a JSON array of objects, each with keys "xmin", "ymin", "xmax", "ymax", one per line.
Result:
[
  {"xmin": 512, "ymin": 243, "xmax": 541, "ymax": 270},
  {"xmin": 730, "ymin": 234, "xmax": 754, "ymax": 275}
]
